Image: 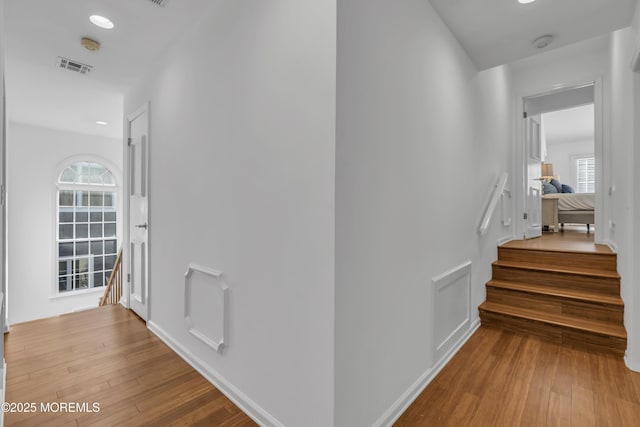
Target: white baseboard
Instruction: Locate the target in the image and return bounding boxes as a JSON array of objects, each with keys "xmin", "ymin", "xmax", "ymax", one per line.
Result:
[
  {"xmin": 497, "ymin": 234, "xmax": 516, "ymax": 246},
  {"xmin": 373, "ymin": 319, "xmax": 481, "ymax": 427},
  {"xmin": 73, "ymin": 304, "xmax": 99, "ymax": 312},
  {"xmin": 147, "ymin": 321, "xmax": 283, "ymax": 427}
]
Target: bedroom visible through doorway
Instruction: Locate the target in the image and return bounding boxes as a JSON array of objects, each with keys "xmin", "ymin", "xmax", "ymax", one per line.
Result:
[{"xmin": 540, "ymin": 103, "xmax": 595, "ymax": 234}]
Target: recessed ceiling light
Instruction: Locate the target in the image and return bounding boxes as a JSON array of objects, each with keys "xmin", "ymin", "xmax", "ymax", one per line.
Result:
[
  {"xmin": 89, "ymin": 15, "xmax": 114, "ymax": 30},
  {"xmin": 95, "ymin": 121, "xmax": 108, "ymax": 126},
  {"xmin": 518, "ymin": 0, "xmax": 536, "ymax": 4}
]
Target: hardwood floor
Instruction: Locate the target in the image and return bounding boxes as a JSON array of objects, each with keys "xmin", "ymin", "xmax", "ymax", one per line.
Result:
[
  {"xmin": 395, "ymin": 326, "xmax": 640, "ymax": 426},
  {"xmin": 3, "ymin": 305, "xmax": 257, "ymax": 427}
]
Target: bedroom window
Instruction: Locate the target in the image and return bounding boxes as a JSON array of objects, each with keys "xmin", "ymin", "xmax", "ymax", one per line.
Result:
[
  {"xmin": 57, "ymin": 161, "xmax": 118, "ymax": 294},
  {"xmin": 576, "ymin": 157, "xmax": 595, "ymax": 193}
]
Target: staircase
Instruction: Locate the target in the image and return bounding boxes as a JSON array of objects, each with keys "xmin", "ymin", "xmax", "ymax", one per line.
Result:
[
  {"xmin": 99, "ymin": 248, "xmax": 123, "ymax": 306},
  {"xmin": 479, "ymin": 240, "xmax": 626, "ymax": 355}
]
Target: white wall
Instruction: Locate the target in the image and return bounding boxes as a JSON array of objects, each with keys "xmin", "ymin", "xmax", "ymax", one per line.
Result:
[
  {"xmin": 6, "ymin": 122, "xmax": 122, "ymax": 324},
  {"xmin": 609, "ymin": 26, "xmax": 638, "ymax": 370},
  {"xmin": 335, "ymin": 1, "xmax": 514, "ymax": 425},
  {"xmin": 123, "ymin": 1, "xmax": 336, "ymax": 426},
  {"xmin": 545, "ymin": 139, "xmax": 594, "ymax": 190},
  {"xmin": 512, "ymin": 36, "xmax": 610, "ymax": 93},
  {"xmin": 633, "ymin": 0, "xmax": 640, "ymax": 373},
  {"xmin": 0, "ymin": 0, "xmax": 7, "ymax": 405},
  {"xmin": 612, "ymin": 0, "xmax": 640, "ymax": 372}
]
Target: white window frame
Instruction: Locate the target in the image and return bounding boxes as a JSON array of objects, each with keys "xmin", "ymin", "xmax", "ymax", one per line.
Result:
[
  {"xmin": 52, "ymin": 159, "xmax": 121, "ymax": 298},
  {"xmin": 572, "ymin": 154, "xmax": 595, "ymax": 194}
]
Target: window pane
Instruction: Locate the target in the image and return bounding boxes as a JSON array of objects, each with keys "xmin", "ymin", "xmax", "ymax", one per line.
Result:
[
  {"xmin": 91, "ymin": 163, "xmax": 107, "ymax": 175},
  {"xmin": 59, "ymin": 261, "xmax": 69, "ymax": 276},
  {"xmin": 90, "ymin": 224, "xmax": 102, "ymax": 238},
  {"xmin": 102, "ymin": 173, "xmax": 115, "ymax": 186},
  {"xmin": 59, "ymin": 276, "xmax": 72, "ymax": 292},
  {"xmin": 104, "ymin": 239, "xmax": 117, "ymax": 254},
  {"xmin": 59, "ymin": 242, "xmax": 74, "ymax": 257},
  {"xmin": 79, "ymin": 191, "xmax": 89, "ymax": 207},
  {"xmin": 104, "ymin": 255, "xmax": 117, "ymax": 270},
  {"xmin": 95, "ymin": 256, "xmax": 104, "ymax": 271},
  {"xmin": 76, "ymin": 274, "xmax": 89, "ymax": 290},
  {"xmin": 59, "ymin": 224, "xmax": 73, "ymax": 240},
  {"xmin": 76, "ymin": 224, "xmax": 88, "ymax": 239},
  {"xmin": 104, "ymin": 193, "xmax": 114, "ymax": 207},
  {"xmin": 91, "ymin": 241, "xmax": 103, "ymax": 255},
  {"xmin": 59, "ymin": 191, "xmax": 74, "ymax": 206},
  {"xmin": 104, "ymin": 270, "xmax": 113, "ymax": 284},
  {"xmin": 104, "ymin": 211, "xmax": 116, "ymax": 221},
  {"xmin": 89, "ymin": 172, "xmax": 103, "ymax": 185},
  {"xmin": 76, "ymin": 209, "xmax": 88, "ymax": 222},
  {"xmin": 90, "ymin": 192, "xmax": 103, "ymax": 206},
  {"xmin": 59, "ymin": 210, "xmax": 73, "ymax": 223},
  {"xmin": 60, "ymin": 168, "xmax": 76, "ymax": 183},
  {"xmin": 104, "ymin": 223, "xmax": 116, "ymax": 238},
  {"xmin": 93, "ymin": 272, "xmax": 104, "ymax": 288},
  {"xmin": 76, "ymin": 241, "xmax": 89, "ymax": 256},
  {"xmin": 576, "ymin": 157, "xmax": 595, "ymax": 193},
  {"xmin": 75, "ymin": 258, "xmax": 90, "ymax": 274},
  {"xmin": 90, "ymin": 211, "xmax": 103, "ymax": 222}
]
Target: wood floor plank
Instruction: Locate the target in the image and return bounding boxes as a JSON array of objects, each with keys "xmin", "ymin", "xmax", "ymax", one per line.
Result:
[
  {"xmin": 396, "ymin": 326, "xmax": 640, "ymax": 426},
  {"xmin": 493, "ymin": 337, "xmax": 541, "ymax": 425},
  {"xmin": 546, "ymin": 391, "xmax": 571, "ymax": 426},
  {"xmin": 571, "ymin": 384, "xmax": 596, "ymax": 427},
  {"xmin": 4, "ymin": 305, "xmax": 256, "ymax": 426},
  {"xmin": 550, "ymin": 346, "xmax": 573, "ymax": 398}
]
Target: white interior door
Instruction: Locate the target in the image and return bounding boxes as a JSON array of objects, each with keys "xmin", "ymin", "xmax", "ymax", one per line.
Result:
[
  {"xmin": 128, "ymin": 104, "xmax": 149, "ymax": 320},
  {"xmin": 524, "ymin": 114, "xmax": 542, "ymax": 239}
]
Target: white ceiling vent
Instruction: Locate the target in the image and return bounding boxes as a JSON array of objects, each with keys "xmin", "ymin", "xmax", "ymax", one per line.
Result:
[
  {"xmin": 148, "ymin": 0, "xmax": 169, "ymax": 7},
  {"xmin": 56, "ymin": 57, "xmax": 93, "ymax": 75}
]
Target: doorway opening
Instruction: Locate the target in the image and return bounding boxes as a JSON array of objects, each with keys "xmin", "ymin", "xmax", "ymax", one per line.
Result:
[{"xmin": 518, "ymin": 81, "xmax": 603, "ymax": 243}]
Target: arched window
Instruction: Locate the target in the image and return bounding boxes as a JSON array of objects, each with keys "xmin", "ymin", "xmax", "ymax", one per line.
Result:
[{"xmin": 57, "ymin": 161, "xmax": 118, "ymax": 294}]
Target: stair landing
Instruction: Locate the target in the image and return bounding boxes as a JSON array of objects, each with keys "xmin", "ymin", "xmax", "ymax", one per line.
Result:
[{"xmin": 500, "ymin": 227, "xmax": 612, "ymax": 254}]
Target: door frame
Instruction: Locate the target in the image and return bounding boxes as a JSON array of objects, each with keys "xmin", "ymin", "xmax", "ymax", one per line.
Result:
[
  {"xmin": 124, "ymin": 102, "xmax": 150, "ymax": 317},
  {"xmin": 524, "ymin": 113, "xmax": 543, "ymax": 239},
  {"xmin": 515, "ymin": 77, "xmax": 606, "ymax": 244}
]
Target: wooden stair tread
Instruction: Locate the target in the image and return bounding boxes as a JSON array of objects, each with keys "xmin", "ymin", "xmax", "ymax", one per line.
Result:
[
  {"xmin": 500, "ymin": 238, "xmax": 615, "ymax": 255},
  {"xmin": 493, "ymin": 260, "xmax": 621, "ymax": 279},
  {"xmin": 498, "ymin": 245, "xmax": 616, "ymax": 256},
  {"xmin": 487, "ymin": 280, "xmax": 624, "ymax": 306},
  {"xmin": 479, "ymin": 302, "xmax": 627, "ymax": 339}
]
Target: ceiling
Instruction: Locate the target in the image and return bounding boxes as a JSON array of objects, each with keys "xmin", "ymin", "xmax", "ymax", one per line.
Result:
[
  {"xmin": 429, "ymin": 0, "xmax": 637, "ymax": 70},
  {"xmin": 4, "ymin": 0, "xmax": 638, "ymax": 140},
  {"xmin": 543, "ymin": 104, "xmax": 594, "ymax": 145},
  {"xmin": 4, "ymin": 0, "xmax": 212, "ymax": 139}
]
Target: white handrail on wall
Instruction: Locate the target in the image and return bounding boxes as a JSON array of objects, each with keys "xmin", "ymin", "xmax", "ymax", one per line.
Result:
[{"xmin": 479, "ymin": 172, "xmax": 509, "ymax": 236}]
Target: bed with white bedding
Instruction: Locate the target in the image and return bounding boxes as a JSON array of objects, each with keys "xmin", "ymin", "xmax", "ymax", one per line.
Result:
[{"xmin": 541, "ymin": 193, "xmax": 595, "ymax": 231}]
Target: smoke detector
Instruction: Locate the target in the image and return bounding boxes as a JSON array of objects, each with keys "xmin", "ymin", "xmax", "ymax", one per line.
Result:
[
  {"xmin": 81, "ymin": 37, "xmax": 101, "ymax": 51},
  {"xmin": 532, "ymin": 35, "xmax": 554, "ymax": 49},
  {"xmin": 56, "ymin": 57, "xmax": 93, "ymax": 74},
  {"xmin": 148, "ymin": 0, "xmax": 169, "ymax": 7}
]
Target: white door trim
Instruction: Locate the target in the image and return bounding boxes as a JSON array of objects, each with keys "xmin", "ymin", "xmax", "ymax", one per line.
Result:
[{"xmin": 515, "ymin": 77, "xmax": 605, "ymax": 243}]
